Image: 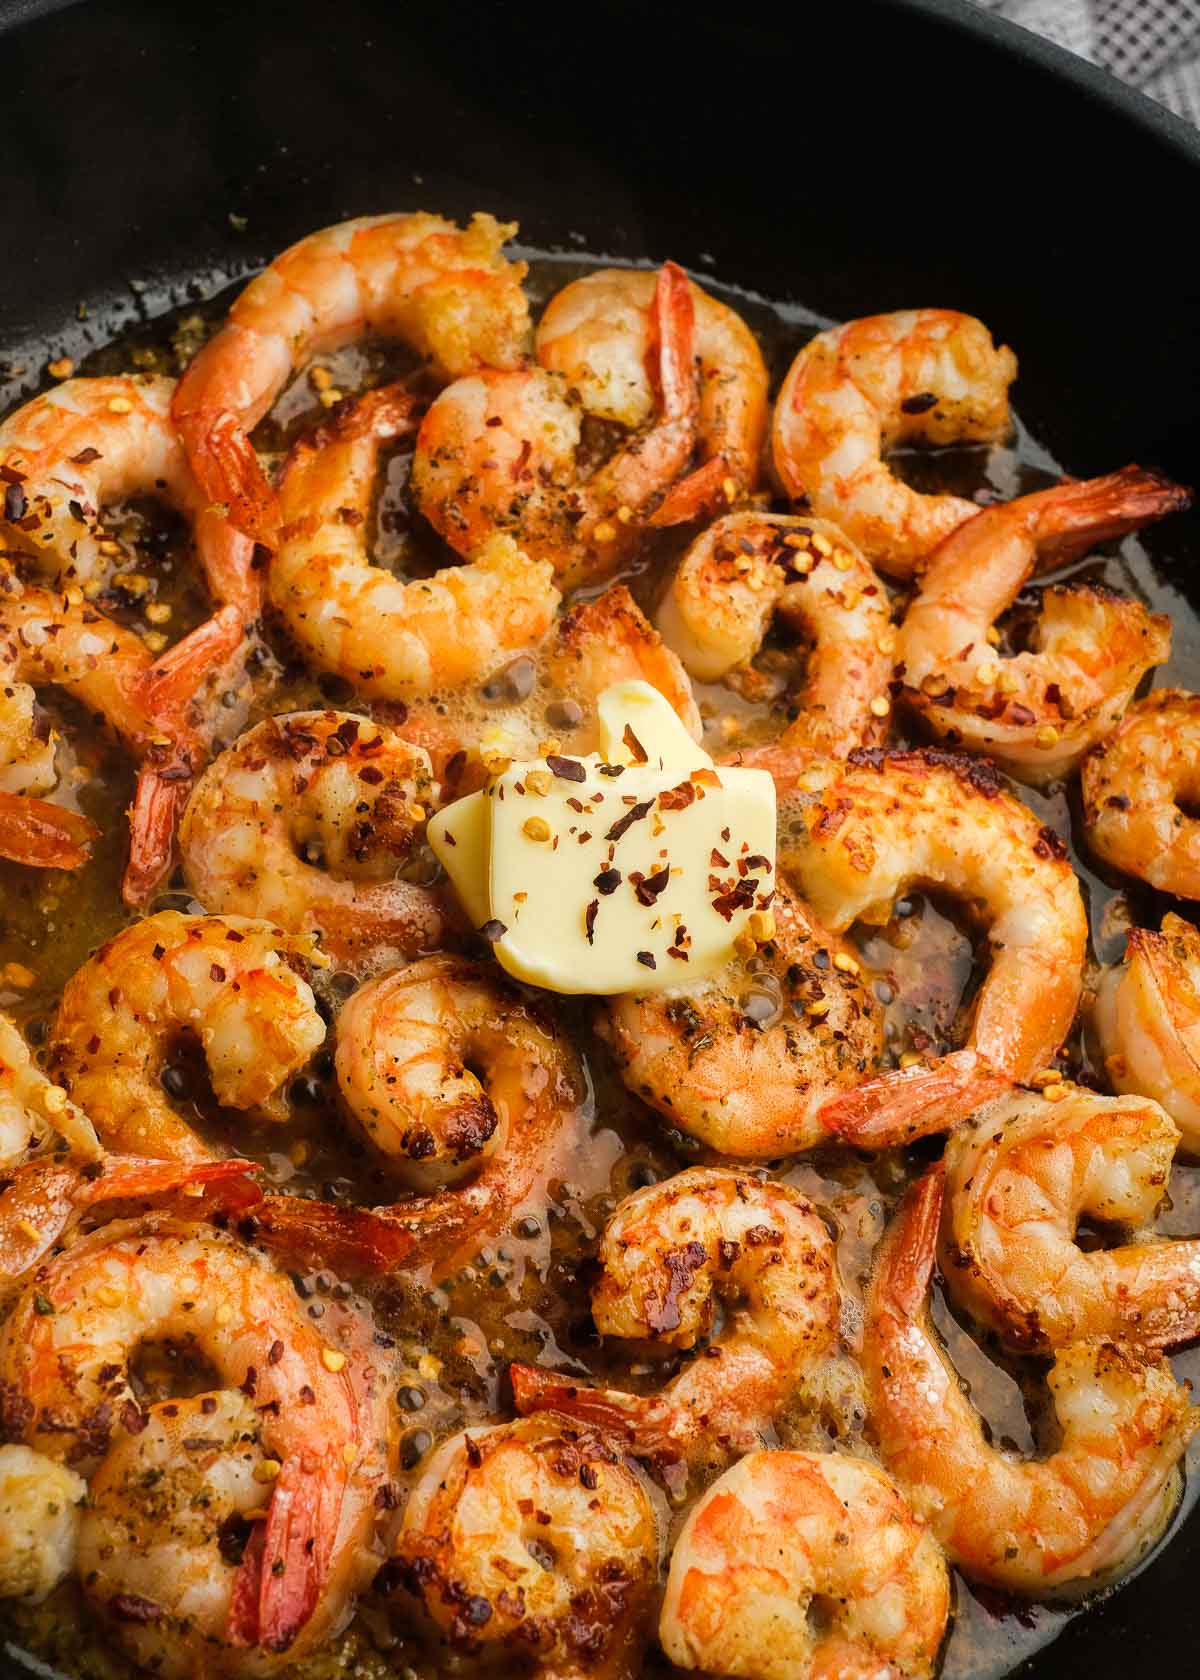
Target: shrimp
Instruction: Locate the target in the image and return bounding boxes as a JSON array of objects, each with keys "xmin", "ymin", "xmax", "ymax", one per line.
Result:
[
  {"xmin": 0, "ymin": 1444, "xmax": 86, "ymax": 1603},
  {"xmin": 659, "ymin": 1450, "xmax": 950, "ymax": 1680},
  {"xmin": 1082, "ymin": 689, "xmax": 1200, "ymax": 897},
  {"xmin": 778, "ymin": 749, "xmax": 1087, "ymax": 1144},
  {"xmin": 941, "ymin": 1085, "xmax": 1200, "ymax": 1352},
  {"xmin": 172, "ymin": 211, "xmax": 531, "ymax": 544},
  {"xmin": 411, "ymin": 263, "xmax": 698, "ymax": 589},
  {"xmin": 601, "ymin": 881, "xmax": 882, "ymax": 1158},
  {"xmin": 512, "ymin": 1167, "xmax": 839, "ymax": 1474},
  {"xmin": 862, "ymin": 1167, "xmax": 1197, "ymax": 1594},
  {"xmin": 772, "ymin": 310, "xmax": 1017, "ymax": 577},
  {"xmin": 179, "ymin": 710, "xmax": 447, "ymax": 969},
  {"xmin": 898, "ymin": 468, "xmax": 1185, "ymax": 781},
  {"xmin": 0, "ymin": 1012, "xmax": 99, "ymax": 1170},
  {"xmin": 656, "ymin": 512, "xmax": 893, "ymax": 755},
  {"xmin": 536, "ymin": 265, "xmax": 768, "ymax": 522},
  {"xmin": 269, "ymin": 383, "xmax": 560, "ymax": 696},
  {"xmin": 0, "ymin": 1215, "xmax": 395, "ymax": 1664},
  {"xmin": 48, "ymin": 911, "xmax": 327, "ymax": 1162},
  {"xmin": 392, "ymin": 1416, "xmax": 658, "ymax": 1680},
  {"xmin": 1093, "ymin": 913, "xmax": 1200, "ymax": 1154},
  {"xmin": 256, "ymin": 955, "xmax": 586, "ymax": 1278}
]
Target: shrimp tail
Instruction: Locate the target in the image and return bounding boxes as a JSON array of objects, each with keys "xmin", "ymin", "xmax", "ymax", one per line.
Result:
[
  {"xmin": 122, "ymin": 764, "xmax": 193, "ymax": 906},
  {"xmin": 0, "ymin": 790, "xmax": 99, "ymax": 870},
  {"xmin": 226, "ymin": 1520, "xmax": 268, "ymax": 1647},
  {"xmin": 137, "ymin": 603, "xmax": 247, "ymax": 722},
  {"xmin": 649, "ymin": 454, "xmax": 730, "ymax": 528},
  {"xmin": 1035, "ymin": 466, "xmax": 1193, "ymax": 567},
  {"xmin": 821, "ymin": 1049, "xmax": 1010, "ymax": 1147},
  {"xmin": 174, "ymin": 407, "xmax": 281, "ymax": 549},
  {"xmin": 251, "ymin": 1194, "xmax": 417, "ymax": 1274},
  {"xmin": 252, "ymin": 1455, "xmax": 341, "ymax": 1652},
  {"xmin": 647, "ymin": 260, "xmax": 697, "ymax": 427},
  {"xmin": 875, "ymin": 1163, "xmax": 945, "ymax": 1322},
  {"xmin": 78, "ymin": 1156, "xmax": 263, "ymax": 1212},
  {"xmin": 510, "ymin": 1364, "xmax": 685, "ymax": 1462}
]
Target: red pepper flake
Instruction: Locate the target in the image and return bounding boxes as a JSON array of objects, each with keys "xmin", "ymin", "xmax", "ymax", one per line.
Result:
[
  {"xmin": 444, "ymin": 749, "xmax": 467, "ymax": 785},
  {"xmin": 566, "ymin": 796, "xmax": 584, "ymax": 813},
  {"xmin": 721, "ymin": 827, "xmax": 731, "ymax": 842},
  {"xmin": 443, "ymin": 831, "xmax": 458, "ymax": 847},
  {"xmin": 659, "ymin": 780, "xmax": 696, "ymax": 812},
  {"xmin": 584, "ymin": 900, "xmax": 599, "ymax": 944},
  {"xmin": 3, "ymin": 484, "xmax": 26, "ymax": 521},
  {"xmin": 597, "ymin": 763, "xmax": 625, "ymax": 778},
  {"xmin": 268, "ymin": 1340, "xmax": 284, "ymax": 1365},
  {"xmin": 510, "ymin": 439, "xmax": 532, "ymax": 481},
  {"xmin": 636, "ymin": 951, "xmax": 656, "ymax": 969},
  {"xmin": 478, "ymin": 919, "xmax": 508, "ymax": 943},
  {"xmin": 594, "ymin": 868, "xmax": 621, "ymax": 894},
  {"xmin": 710, "ymin": 848, "xmax": 729, "ymax": 867},
  {"xmin": 635, "ymin": 866, "xmax": 670, "ymax": 906},
  {"xmin": 743, "ymin": 853, "xmax": 772, "ymax": 873},
  {"xmin": 605, "ymin": 800, "xmax": 653, "ymax": 843},
  {"xmin": 901, "ymin": 391, "xmax": 938, "ymax": 414},
  {"xmin": 577, "ymin": 830, "xmax": 592, "ymax": 844},
  {"xmin": 711, "ymin": 879, "xmax": 757, "ymax": 921},
  {"xmin": 546, "ymin": 754, "xmax": 586, "ymax": 783},
  {"xmin": 359, "ymin": 765, "xmax": 385, "ymax": 784},
  {"xmin": 1007, "ymin": 703, "xmax": 1036, "ymax": 727},
  {"xmin": 69, "ymin": 447, "xmax": 102, "ymax": 465},
  {"xmin": 209, "ymin": 964, "xmax": 225, "ymax": 983},
  {"xmin": 691, "ymin": 768, "xmax": 722, "ymax": 791},
  {"xmin": 667, "ymin": 948, "xmax": 690, "ymax": 961},
  {"xmin": 622, "ymin": 724, "xmax": 648, "ymax": 763},
  {"xmin": 151, "ymin": 944, "xmax": 165, "ymax": 960},
  {"xmin": 225, "ymin": 929, "xmax": 245, "ymax": 943}
]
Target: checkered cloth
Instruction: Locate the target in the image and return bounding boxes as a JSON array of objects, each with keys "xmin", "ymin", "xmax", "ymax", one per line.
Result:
[{"xmin": 973, "ymin": 0, "xmax": 1200, "ymax": 123}]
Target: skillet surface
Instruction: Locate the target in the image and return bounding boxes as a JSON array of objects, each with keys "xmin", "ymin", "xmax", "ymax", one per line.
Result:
[{"xmin": 0, "ymin": 1, "xmax": 1198, "ymax": 1676}]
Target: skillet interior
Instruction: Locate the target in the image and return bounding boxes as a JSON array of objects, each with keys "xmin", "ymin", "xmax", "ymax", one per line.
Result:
[{"xmin": 0, "ymin": 0, "xmax": 1198, "ymax": 1675}]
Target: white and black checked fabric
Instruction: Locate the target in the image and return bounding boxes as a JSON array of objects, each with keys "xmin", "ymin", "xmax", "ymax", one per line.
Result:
[{"xmin": 973, "ymin": 0, "xmax": 1200, "ymax": 123}]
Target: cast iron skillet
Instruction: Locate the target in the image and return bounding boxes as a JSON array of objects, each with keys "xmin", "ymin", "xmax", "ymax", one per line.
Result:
[{"xmin": 0, "ymin": 0, "xmax": 1197, "ymax": 1674}]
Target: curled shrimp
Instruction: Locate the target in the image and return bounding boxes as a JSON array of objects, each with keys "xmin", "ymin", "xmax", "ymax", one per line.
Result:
[
  {"xmin": 411, "ymin": 263, "xmax": 698, "ymax": 589},
  {"xmin": 1094, "ymin": 913, "xmax": 1200, "ymax": 1154},
  {"xmin": 941, "ymin": 1085, "xmax": 1200, "ymax": 1352},
  {"xmin": 656, "ymin": 512, "xmax": 893, "ymax": 755},
  {"xmin": 536, "ymin": 264, "xmax": 768, "ymax": 521},
  {"xmin": 270, "ymin": 384, "xmax": 559, "ymax": 696},
  {"xmin": 772, "ymin": 310, "xmax": 1017, "ymax": 577},
  {"xmin": 172, "ymin": 211, "xmax": 531, "ymax": 544},
  {"xmin": 862, "ymin": 1166, "xmax": 1197, "ymax": 1594},
  {"xmin": 180, "ymin": 710, "xmax": 447, "ymax": 969},
  {"xmin": 257, "ymin": 955, "xmax": 586, "ymax": 1278},
  {"xmin": 601, "ymin": 881, "xmax": 882, "ymax": 1158},
  {"xmin": 1082, "ymin": 689, "xmax": 1200, "ymax": 897},
  {"xmin": 778, "ymin": 749, "xmax": 1087, "ymax": 1144},
  {"xmin": 0, "ymin": 1215, "xmax": 395, "ymax": 1664},
  {"xmin": 48, "ymin": 911, "xmax": 326, "ymax": 1162},
  {"xmin": 898, "ymin": 468, "xmax": 1185, "ymax": 781},
  {"xmin": 392, "ymin": 1416, "xmax": 658, "ymax": 1680},
  {"xmin": 0, "ymin": 1443, "xmax": 87, "ymax": 1603},
  {"xmin": 660, "ymin": 1449, "xmax": 950, "ymax": 1680},
  {"xmin": 1, "ymin": 1011, "xmax": 99, "ymax": 1171},
  {"xmin": 512, "ymin": 1167, "xmax": 839, "ymax": 1473}
]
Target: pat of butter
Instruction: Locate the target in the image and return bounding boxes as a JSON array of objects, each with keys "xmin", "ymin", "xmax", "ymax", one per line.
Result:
[{"xmin": 428, "ymin": 681, "xmax": 776, "ymax": 995}]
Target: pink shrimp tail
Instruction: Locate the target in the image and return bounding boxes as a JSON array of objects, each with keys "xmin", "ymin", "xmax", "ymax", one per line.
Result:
[
  {"xmin": 649, "ymin": 454, "xmax": 730, "ymax": 528},
  {"xmin": 510, "ymin": 1364, "xmax": 684, "ymax": 1461},
  {"xmin": 647, "ymin": 260, "xmax": 697, "ymax": 426},
  {"xmin": 226, "ymin": 1520, "xmax": 268, "ymax": 1647},
  {"xmin": 877, "ymin": 1164, "xmax": 945, "ymax": 1321},
  {"xmin": 1032, "ymin": 465, "xmax": 1193, "ymax": 567},
  {"xmin": 246, "ymin": 1454, "xmax": 341, "ymax": 1652},
  {"xmin": 0, "ymin": 790, "xmax": 99, "ymax": 870},
  {"xmin": 122, "ymin": 763, "xmax": 193, "ymax": 905},
  {"xmin": 173, "ymin": 406, "xmax": 281, "ymax": 549},
  {"xmin": 821, "ymin": 1049, "xmax": 1010, "ymax": 1147},
  {"xmin": 138, "ymin": 603, "xmax": 247, "ymax": 723},
  {"xmin": 252, "ymin": 1195, "xmax": 417, "ymax": 1275},
  {"xmin": 78, "ymin": 1156, "xmax": 262, "ymax": 1213}
]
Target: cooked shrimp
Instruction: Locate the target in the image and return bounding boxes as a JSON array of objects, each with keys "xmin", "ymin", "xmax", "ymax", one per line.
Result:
[
  {"xmin": 778, "ymin": 749, "xmax": 1087, "ymax": 1144},
  {"xmin": 601, "ymin": 881, "xmax": 882, "ymax": 1158},
  {"xmin": 536, "ymin": 265, "xmax": 768, "ymax": 522},
  {"xmin": 257, "ymin": 956, "xmax": 586, "ymax": 1278},
  {"xmin": 656, "ymin": 512, "xmax": 893, "ymax": 755},
  {"xmin": 863, "ymin": 1167, "xmax": 1197, "ymax": 1593},
  {"xmin": 270, "ymin": 384, "xmax": 559, "ymax": 695},
  {"xmin": 0, "ymin": 1012, "xmax": 99, "ymax": 1170},
  {"xmin": 772, "ymin": 310, "xmax": 1017, "ymax": 577},
  {"xmin": 512, "ymin": 1167, "xmax": 839, "ymax": 1473},
  {"xmin": 48, "ymin": 911, "xmax": 326, "ymax": 1162},
  {"xmin": 0, "ymin": 1215, "xmax": 394, "ymax": 1662},
  {"xmin": 180, "ymin": 710, "xmax": 446, "ymax": 968},
  {"xmin": 1082, "ymin": 689, "xmax": 1200, "ymax": 897},
  {"xmin": 941, "ymin": 1085, "xmax": 1200, "ymax": 1351},
  {"xmin": 660, "ymin": 1450, "xmax": 950, "ymax": 1680},
  {"xmin": 172, "ymin": 211, "xmax": 531, "ymax": 544},
  {"xmin": 411, "ymin": 263, "xmax": 698, "ymax": 588},
  {"xmin": 899, "ymin": 468, "xmax": 1184, "ymax": 780},
  {"xmin": 393, "ymin": 1415, "xmax": 657, "ymax": 1680},
  {"xmin": 1094, "ymin": 913, "xmax": 1200, "ymax": 1154},
  {"xmin": 0, "ymin": 1444, "xmax": 86, "ymax": 1602}
]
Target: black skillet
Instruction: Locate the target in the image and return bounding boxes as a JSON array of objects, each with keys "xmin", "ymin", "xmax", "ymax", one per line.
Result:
[{"xmin": 0, "ymin": 0, "xmax": 1198, "ymax": 1674}]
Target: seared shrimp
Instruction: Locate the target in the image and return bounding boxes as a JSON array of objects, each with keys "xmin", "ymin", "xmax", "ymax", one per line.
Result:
[
  {"xmin": 411, "ymin": 263, "xmax": 698, "ymax": 589},
  {"xmin": 270, "ymin": 384, "xmax": 559, "ymax": 695},
  {"xmin": 49, "ymin": 911, "xmax": 326, "ymax": 1162},
  {"xmin": 0, "ymin": 1444, "xmax": 86, "ymax": 1603},
  {"xmin": 393, "ymin": 1416, "xmax": 658, "ymax": 1680},
  {"xmin": 172, "ymin": 211, "xmax": 531, "ymax": 543},
  {"xmin": 601, "ymin": 882, "xmax": 881, "ymax": 1158},
  {"xmin": 773, "ymin": 310, "xmax": 1017, "ymax": 577},
  {"xmin": 863, "ymin": 1167, "xmax": 1197, "ymax": 1594},
  {"xmin": 899, "ymin": 468, "xmax": 1184, "ymax": 781},
  {"xmin": 513, "ymin": 1168, "xmax": 839, "ymax": 1473},
  {"xmin": 656, "ymin": 512, "xmax": 893, "ymax": 755},
  {"xmin": 0, "ymin": 1012, "xmax": 99, "ymax": 1170},
  {"xmin": 260, "ymin": 956, "xmax": 586, "ymax": 1278},
  {"xmin": 180, "ymin": 711, "xmax": 445, "ymax": 968},
  {"xmin": 536, "ymin": 265, "xmax": 768, "ymax": 521},
  {"xmin": 779, "ymin": 749, "xmax": 1087, "ymax": 1144},
  {"xmin": 660, "ymin": 1450, "xmax": 950, "ymax": 1680},
  {"xmin": 941, "ymin": 1086, "xmax": 1200, "ymax": 1352},
  {"xmin": 0, "ymin": 1216, "xmax": 394, "ymax": 1664},
  {"xmin": 1094, "ymin": 913, "xmax": 1200, "ymax": 1154},
  {"xmin": 1082, "ymin": 689, "xmax": 1200, "ymax": 897}
]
